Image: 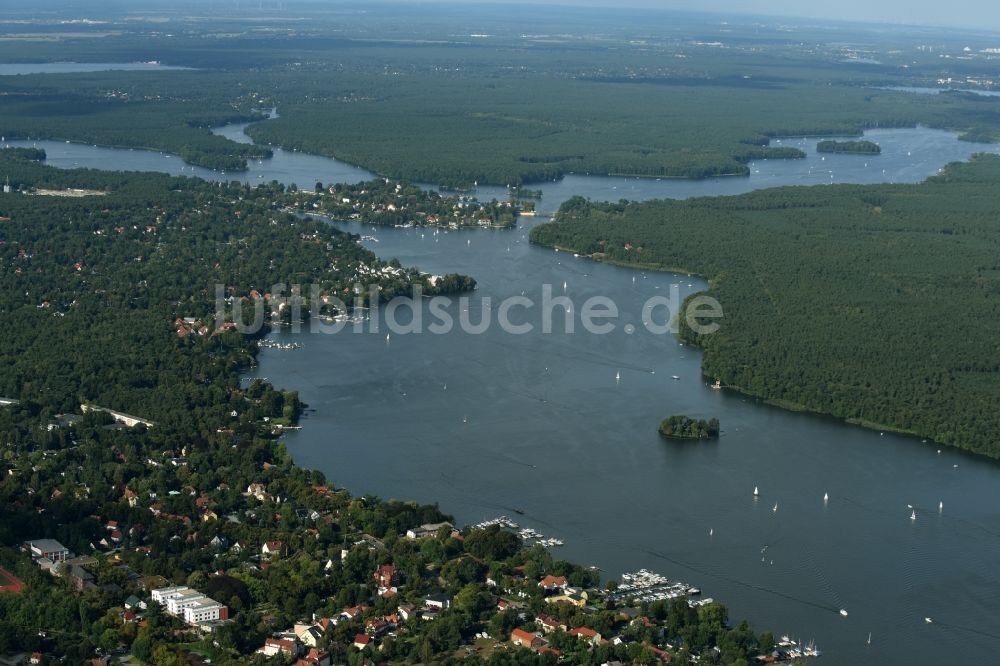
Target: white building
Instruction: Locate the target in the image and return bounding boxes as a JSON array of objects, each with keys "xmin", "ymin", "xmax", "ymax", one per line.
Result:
[
  {"xmin": 167, "ymin": 589, "xmax": 212, "ymax": 616},
  {"xmin": 150, "ymin": 585, "xmax": 190, "ymax": 605},
  {"xmin": 183, "ymin": 599, "xmax": 229, "ymax": 624},
  {"xmin": 151, "ymin": 586, "xmax": 229, "ymax": 625}
]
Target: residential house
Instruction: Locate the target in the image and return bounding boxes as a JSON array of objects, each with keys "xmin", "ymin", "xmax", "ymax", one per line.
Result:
[
  {"xmin": 124, "ymin": 595, "xmax": 147, "ymax": 610},
  {"xmin": 569, "ymin": 626, "xmax": 603, "ymax": 646},
  {"xmin": 535, "ymin": 614, "xmax": 565, "ymax": 633},
  {"xmin": 405, "ymin": 521, "xmax": 453, "ymax": 539},
  {"xmin": 397, "ymin": 603, "xmax": 417, "ymax": 621},
  {"xmin": 260, "ymin": 637, "xmax": 301, "ymax": 658},
  {"xmin": 297, "ymin": 624, "xmax": 324, "ymax": 648},
  {"xmin": 295, "ymin": 648, "xmax": 331, "ymax": 666},
  {"xmin": 537, "ymin": 575, "xmax": 567, "ymax": 591},
  {"xmin": 262, "ymin": 541, "xmax": 284, "ymax": 559},
  {"xmin": 511, "ymin": 628, "xmax": 543, "ymax": 649},
  {"xmin": 545, "ymin": 587, "xmax": 589, "ymax": 608},
  {"xmin": 374, "ymin": 564, "xmax": 398, "ymax": 589},
  {"xmin": 424, "ymin": 593, "xmax": 452, "ymax": 610},
  {"xmin": 353, "ymin": 634, "xmax": 370, "ymax": 650}
]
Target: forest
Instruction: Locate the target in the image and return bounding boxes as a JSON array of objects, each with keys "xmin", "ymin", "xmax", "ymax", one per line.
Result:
[
  {"xmin": 531, "ymin": 154, "xmax": 1000, "ymax": 458},
  {"xmin": 816, "ymin": 140, "xmax": 882, "ymax": 154},
  {"xmin": 1, "ymin": 11, "xmax": 1000, "ymax": 186},
  {"xmin": 658, "ymin": 416, "xmax": 721, "ymax": 440}
]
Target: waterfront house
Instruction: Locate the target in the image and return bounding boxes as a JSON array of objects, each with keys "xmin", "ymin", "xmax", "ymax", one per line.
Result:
[
  {"xmin": 537, "ymin": 574, "xmax": 567, "ymax": 591},
  {"xmin": 405, "ymin": 521, "xmax": 454, "ymax": 539}
]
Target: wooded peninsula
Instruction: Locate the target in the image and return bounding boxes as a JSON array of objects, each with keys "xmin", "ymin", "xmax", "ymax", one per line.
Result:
[{"xmin": 531, "ymin": 154, "xmax": 1000, "ymax": 459}]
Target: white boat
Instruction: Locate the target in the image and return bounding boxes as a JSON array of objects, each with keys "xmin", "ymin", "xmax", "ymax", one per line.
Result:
[
  {"xmin": 753, "ymin": 486, "xmax": 759, "ymax": 497},
  {"xmin": 867, "ymin": 632, "xmax": 871, "ymax": 645},
  {"xmin": 772, "ymin": 502, "xmax": 778, "ymax": 512},
  {"xmin": 823, "ymin": 492, "xmax": 829, "ymax": 502},
  {"xmin": 939, "ymin": 501, "xmax": 943, "ymax": 511},
  {"xmin": 925, "ymin": 617, "xmax": 933, "ymax": 624},
  {"xmin": 671, "ymin": 375, "xmax": 680, "ymax": 380},
  {"xmin": 615, "ymin": 371, "xmax": 620, "ymax": 383},
  {"xmin": 910, "ymin": 510, "xmax": 916, "ymax": 521},
  {"xmin": 840, "ymin": 609, "xmax": 849, "ymax": 617},
  {"xmin": 708, "ymin": 528, "xmax": 713, "ymax": 537}
]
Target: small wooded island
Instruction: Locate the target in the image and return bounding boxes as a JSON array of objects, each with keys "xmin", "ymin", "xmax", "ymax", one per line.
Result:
[
  {"xmin": 659, "ymin": 415, "xmax": 721, "ymax": 440},
  {"xmin": 816, "ymin": 139, "xmax": 882, "ymax": 154}
]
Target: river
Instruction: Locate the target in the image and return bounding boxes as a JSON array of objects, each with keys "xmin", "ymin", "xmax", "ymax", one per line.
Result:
[{"xmin": 6, "ymin": 120, "xmax": 1000, "ymax": 663}]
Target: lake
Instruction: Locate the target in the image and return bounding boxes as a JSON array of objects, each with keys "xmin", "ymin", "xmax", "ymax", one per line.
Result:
[{"xmin": 7, "ymin": 119, "xmax": 1000, "ymax": 663}]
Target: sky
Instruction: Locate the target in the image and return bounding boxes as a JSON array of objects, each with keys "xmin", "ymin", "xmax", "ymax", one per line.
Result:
[{"xmin": 452, "ymin": 0, "xmax": 1000, "ymax": 32}]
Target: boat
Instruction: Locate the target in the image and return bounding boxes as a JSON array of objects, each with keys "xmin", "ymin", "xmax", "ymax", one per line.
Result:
[
  {"xmin": 867, "ymin": 632, "xmax": 871, "ymax": 645},
  {"xmin": 711, "ymin": 379, "xmax": 722, "ymax": 390},
  {"xmin": 925, "ymin": 617, "xmax": 933, "ymax": 624},
  {"xmin": 910, "ymin": 510, "xmax": 916, "ymax": 521},
  {"xmin": 615, "ymin": 371, "xmax": 620, "ymax": 383},
  {"xmin": 823, "ymin": 492, "xmax": 829, "ymax": 502},
  {"xmin": 840, "ymin": 609, "xmax": 849, "ymax": 617},
  {"xmin": 773, "ymin": 502, "xmax": 778, "ymax": 512},
  {"xmin": 753, "ymin": 486, "xmax": 759, "ymax": 497},
  {"xmin": 939, "ymin": 501, "xmax": 943, "ymax": 511},
  {"xmin": 708, "ymin": 528, "xmax": 713, "ymax": 537},
  {"xmin": 671, "ymin": 375, "xmax": 680, "ymax": 380}
]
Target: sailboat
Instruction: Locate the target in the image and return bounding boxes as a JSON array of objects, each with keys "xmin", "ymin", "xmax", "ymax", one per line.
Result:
[
  {"xmin": 772, "ymin": 502, "xmax": 778, "ymax": 513},
  {"xmin": 615, "ymin": 371, "xmax": 621, "ymax": 383},
  {"xmin": 563, "ymin": 280, "xmax": 567, "ymax": 291},
  {"xmin": 709, "ymin": 528, "xmax": 713, "ymax": 537},
  {"xmin": 939, "ymin": 501, "xmax": 943, "ymax": 511},
  {"xmin": 867, "ymin": 632, "xmax": 871, "ymax": 645},
  {"xmin": 910, "ymin": 510, "xmax": 917, "ymax": 521},
  {"xmin": 385, "ymin": 333, "xmax": 390, "ymax": 342},
  {"xmin": 823, "ymin": 492, "xmax": 829, "ymax": 502},
  {"xmin": 753, "ymin": 486, "xmax": 759, "ymax": 497}
]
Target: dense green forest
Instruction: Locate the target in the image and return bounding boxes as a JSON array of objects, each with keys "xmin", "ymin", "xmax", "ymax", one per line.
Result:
[
  {"xmin": 0, "ymin": 71, "xmax": 271, "ymax": 171},
  {"xmin": 531, "ymin": 154, "xmax": 1000, "ymax": 458},
  {"xmin": 816, "ymin": 140, "xmax": 882, "ymax": 154},
  {"xmin": 658, "ymin": 416, "xmax": 721, "ymax": 440},
  {"xmin": 1, "ymin": 10, "xmax": 1000, "ymax": 186}
]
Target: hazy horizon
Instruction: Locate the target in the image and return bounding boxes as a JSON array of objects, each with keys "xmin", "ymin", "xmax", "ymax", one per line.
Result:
[{"xmin": 395, "ymin": 0, "xmax": 1000, "ymax": 33}]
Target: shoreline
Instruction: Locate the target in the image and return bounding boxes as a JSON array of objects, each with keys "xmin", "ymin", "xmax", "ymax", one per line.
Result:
[{"xmin": 532, "ymin": 238, "xmax": 955, "ymax": 457}]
